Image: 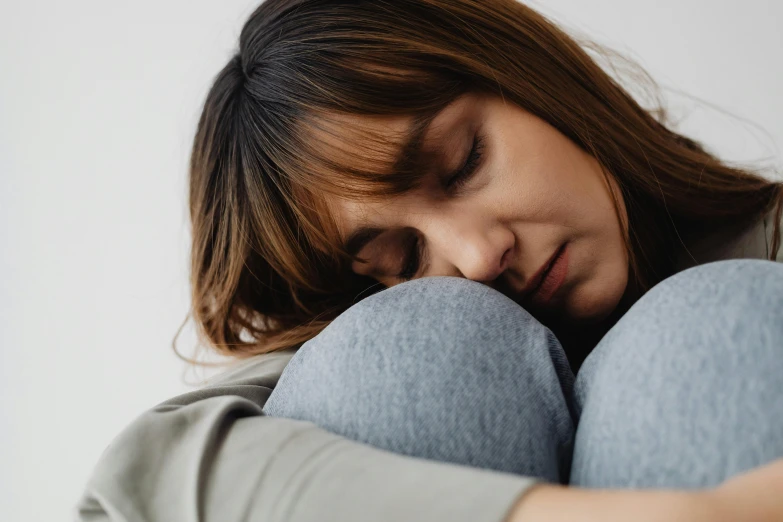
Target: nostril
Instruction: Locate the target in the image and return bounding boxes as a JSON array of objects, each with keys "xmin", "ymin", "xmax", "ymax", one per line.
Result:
[
  {"xmin": 477, "ymin": 248, "xmax": 512, "ymax": 284},
  {"xmin": 500, "ymin": 247, "xmax": 512, "ymax": 271}
]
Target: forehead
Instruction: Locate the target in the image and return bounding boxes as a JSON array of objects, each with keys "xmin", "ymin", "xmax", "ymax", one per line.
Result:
[
  {"xmin": 306, "ymin": 111, "xmax": 414, "ymax": 176},
  {"xmin": 307, "ymin": 93, "xmax": 478, "ymax": 177},
  {"xmin": 310, "ymin": 94, "xmax": 481, "ymax": 236}
]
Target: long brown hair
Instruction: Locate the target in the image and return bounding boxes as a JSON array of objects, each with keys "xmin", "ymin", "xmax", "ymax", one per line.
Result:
[{"xmin": 181, "ymin": 0, "xmax": 783, "ymax": 360}]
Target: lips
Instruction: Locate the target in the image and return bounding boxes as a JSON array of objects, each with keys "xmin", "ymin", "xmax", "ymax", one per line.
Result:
[{"xmin": 520, "ymin": 243, "xmax": 566, "ymax": 299}]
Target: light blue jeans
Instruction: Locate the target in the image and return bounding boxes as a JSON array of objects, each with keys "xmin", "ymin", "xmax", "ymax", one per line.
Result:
[{"xmin": 263, "ymin": 260, "xmax": 783, "ymax": 488}]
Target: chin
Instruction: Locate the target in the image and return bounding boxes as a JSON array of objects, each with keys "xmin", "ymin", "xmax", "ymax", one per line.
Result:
[{"xmin": 563, "ymin": 277, "xmax": 628, "ymax": 326}]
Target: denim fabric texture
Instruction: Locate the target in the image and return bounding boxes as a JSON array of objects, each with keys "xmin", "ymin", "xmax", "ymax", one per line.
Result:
[{"xmin": 263, "ymin": 259, "xmax": 783, "ymax": 488}]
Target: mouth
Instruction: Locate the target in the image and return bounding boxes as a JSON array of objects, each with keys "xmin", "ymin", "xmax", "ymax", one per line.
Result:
[{"xmin": 519, "ymin": 243, "xmax": 568, "ymax": 304}]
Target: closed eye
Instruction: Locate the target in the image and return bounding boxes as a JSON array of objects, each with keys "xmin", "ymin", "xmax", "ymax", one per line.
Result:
[
  {"xmin": 396, "ymin": 232, "xmax": 423, "ymax": 281},
  {"xmin": 395, "ymin": 132, "xmax": 485, "ymax": 280},
  {"xmin": 444, "ymin": 131, "xmax": 486, "ymax": 192}
]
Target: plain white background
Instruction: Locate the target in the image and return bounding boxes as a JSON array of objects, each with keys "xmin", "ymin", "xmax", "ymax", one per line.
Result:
[{"xmin": 1, "ymin": 1, "xmax": 781, "ymax": 520}]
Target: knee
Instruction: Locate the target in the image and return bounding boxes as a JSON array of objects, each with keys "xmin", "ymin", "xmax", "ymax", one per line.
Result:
[
  {"xmin": 264, "ymin": 276, "xmax": 576, "ymax": 481},
  {"xmin": 304, "ymin": 276, "xmax": 564, "ymax": 375},
  {"xmin": 571, "ymin": 260, "xmax": 783, "ymax": 488},
  {"xmin": 576, "ymin": 259, "xmax": 783, "ymax": 414},
  {"xmin": 586, "ymin": 260, "xmax": 782, "ymax": 369},
  {"xmin": 268, "ymin": 276, "xmax": 571, "ymax": 411},
  {"xmin": 648, "ymin": 258, "xmax": 783, "ymax": 314}
]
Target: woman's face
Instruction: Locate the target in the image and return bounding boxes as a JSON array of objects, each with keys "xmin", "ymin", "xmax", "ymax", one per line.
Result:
[{"xmin": 321, "ymin": 92, "xmax": 630, "ymax": 326}]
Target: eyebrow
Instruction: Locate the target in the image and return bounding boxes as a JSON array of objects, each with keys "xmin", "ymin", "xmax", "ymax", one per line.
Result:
[{"xmin": 342, "ymin": 108, "xmax": 442, "ymax": 257}]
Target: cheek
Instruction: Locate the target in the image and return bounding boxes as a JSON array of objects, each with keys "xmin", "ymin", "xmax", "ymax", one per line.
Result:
[
  {"xmin": 492, "ymin": 172, "xmax": 573, "ymax": 223},
  {"xmin": 489, "ymin": 141, "xmax": 584, "ymax": 220},
  {"xmin": 557, "ymin": 163, "xmax": 622, "ymax": 234},
  {"xmin": 482, "ymin": 154, "xmax": 553, "ymax": 216},
  {"xmin": 565, "ymin": 237, "xmax": 629, "ymax": 322}
]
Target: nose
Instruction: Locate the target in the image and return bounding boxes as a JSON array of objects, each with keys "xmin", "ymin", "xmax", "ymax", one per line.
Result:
[{"xmin": 427, "ymin": 216, "xmax": 515, "ymax": 283}]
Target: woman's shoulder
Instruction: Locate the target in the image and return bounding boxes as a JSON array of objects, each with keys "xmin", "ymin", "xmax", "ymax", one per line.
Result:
[
  {"xmin": 203, "ymin": 346, "xmax": 300, "ymax": 388},
  {"xmin": 763, "ymin": 207, "xmax": 783, "ymax": 263},
  {"xmin": 152, "ymin": 346, "xmax": 300, "ymax": 409},
  {"xmin": 718, "ymin": 206, "xmax": 782, "ymax": 263},
  {"xmin": 674, "ymin": 211, "xmax": 775, "ymax": 272},
  {"xmin": 726, "ymin": 207, "xmax": 781, "ymax": 263}
]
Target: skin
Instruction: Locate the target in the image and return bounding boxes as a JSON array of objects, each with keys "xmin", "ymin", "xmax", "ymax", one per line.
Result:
[
  {"xmin": 507, "ymin": 458, "xmax": 783, "ymax": 522},
  {"xmin": 323, "ymin": 92, "xmax": 633, "ymax": 333}
]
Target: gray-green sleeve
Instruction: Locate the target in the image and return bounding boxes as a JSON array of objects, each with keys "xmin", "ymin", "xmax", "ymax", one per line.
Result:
[{"xmin": 74, "ymin": 393, "xmax": 538, "ymax": 522}]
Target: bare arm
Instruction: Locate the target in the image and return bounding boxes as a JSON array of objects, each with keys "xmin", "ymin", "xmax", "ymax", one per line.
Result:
[{"xmin": 507, "ymin": 458, "xmax": 783, "ymax": 522}]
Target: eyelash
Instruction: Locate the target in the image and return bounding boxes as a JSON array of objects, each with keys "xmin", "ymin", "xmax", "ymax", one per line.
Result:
[
  {"xmin": 397, "ymin": 232, "xmax": 423, "ymax": 281},
  {"xmin": 445, "ymin": 132, "xmax": 486, "ymax": 192},
  {"xmin": 397, "ymin": 132, "xmax": 486, "ymax": 281}
]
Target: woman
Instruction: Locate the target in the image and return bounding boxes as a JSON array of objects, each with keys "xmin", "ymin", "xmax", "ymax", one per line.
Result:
[{"xmin": 76, "ymin": 1, "xmax": 783, "ymax": 521}]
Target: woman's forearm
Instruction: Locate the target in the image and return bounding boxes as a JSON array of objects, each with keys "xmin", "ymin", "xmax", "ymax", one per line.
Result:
[
  {"xmin": 507, "ymin": 485, "xmax": 712, "ymax": 522},
  {"xmin": 507, "ymin": 458, "xmax": 783, "ymax": 522}
]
